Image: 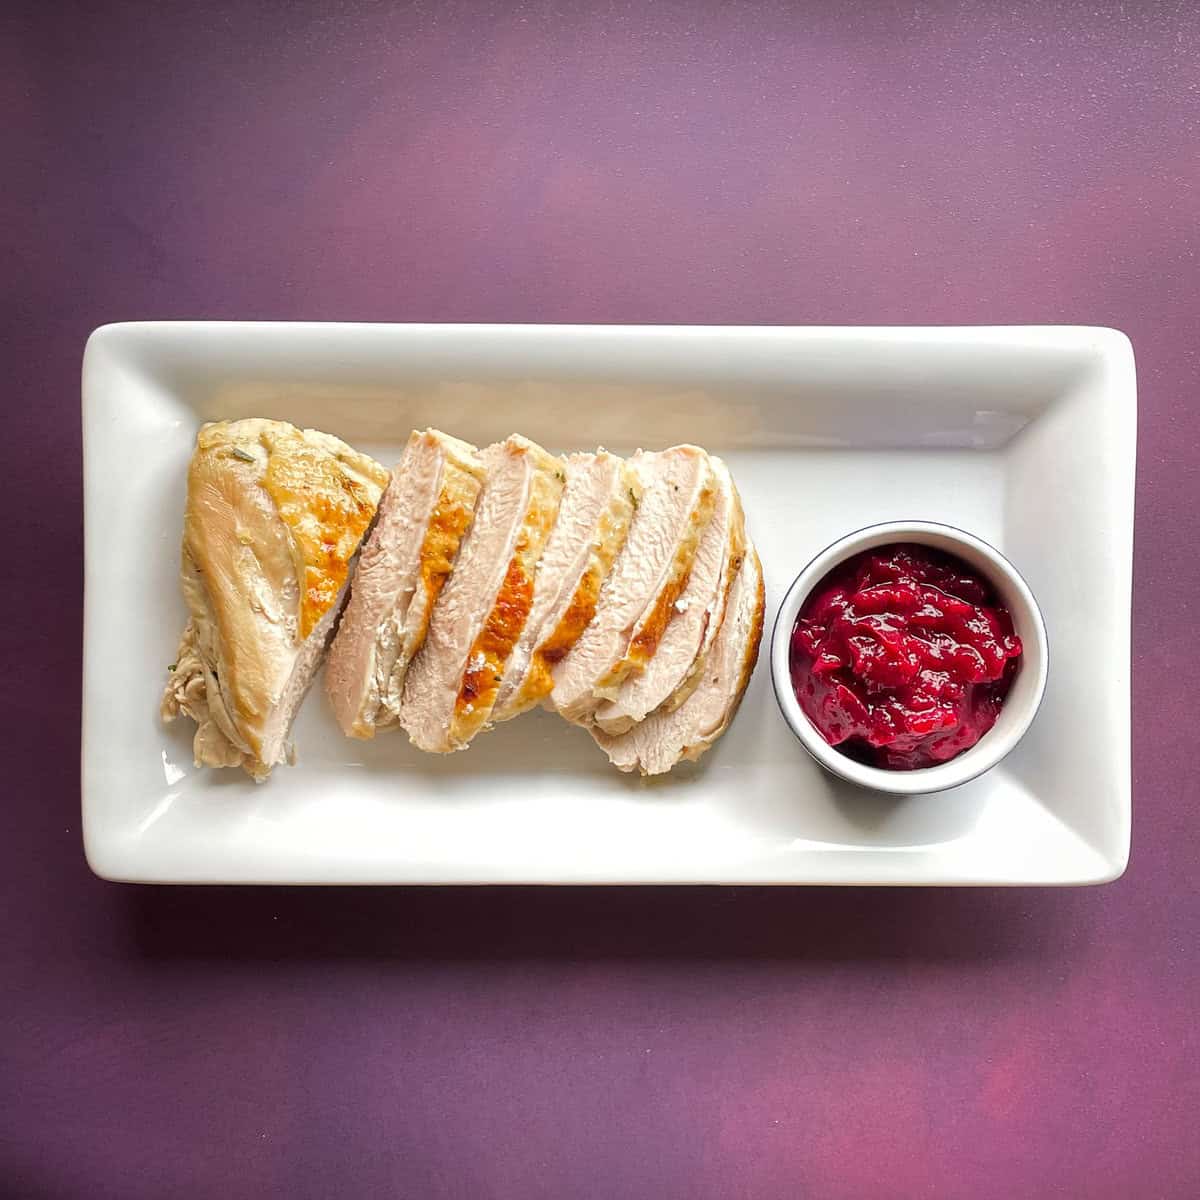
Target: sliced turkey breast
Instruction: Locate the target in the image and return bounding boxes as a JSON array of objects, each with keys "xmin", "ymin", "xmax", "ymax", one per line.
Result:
[
  {"xmin": 325, "ymin": 429, "xmax": 485, "ymax": 739},
  {"xmin": 491, "ymin": 450, "xmax": 638, "ymax": 723},
  {"xmin": 549, "ymin": 446, "xmax": 717, "ymax": 725},
  {"xmin": 593, "ymin": 456, "xmax": 745, "ymax": 734},
  {"xmin": 161, "ymin": 418, "xmax": 389, "ymax": 779},
  {"xmin": 593, "ymin": 545, "xmax": 764, "ymax": 775},
  {"xmin": 398, "ymin": 434, "xmax": 565, "ymax": 752}
]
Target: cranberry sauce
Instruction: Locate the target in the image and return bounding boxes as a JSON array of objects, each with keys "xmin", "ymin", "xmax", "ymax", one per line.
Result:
[{"xmin": 790, "ymin": 544, "xmax": 1022, "ymax": 771}]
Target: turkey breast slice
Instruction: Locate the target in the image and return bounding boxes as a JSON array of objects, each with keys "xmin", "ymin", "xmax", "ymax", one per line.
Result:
[
  {"xmin": 593, "ymin": 456, "xmax": 745, "ymax": 734},
  {"xmin": 398, "ymin": 434, "xmax": 564, "ymax": 753},
  {"xmin": 325, "ymin": 429, "xmax": 484, "ymax": 739},
  {"xmin": 160, "ymin": 418, "xmax": 389, "ymax": 779},
  {"xmin": 592, "ymin": 545, "xmax": 764, "ymax": 775},
  {"xmin": 491, "ymin": 449, "xmax": 638, "ymax": 723},
  {"xmin": 549, "ymin": 446, "xmax": 716, "ymax": 725}
]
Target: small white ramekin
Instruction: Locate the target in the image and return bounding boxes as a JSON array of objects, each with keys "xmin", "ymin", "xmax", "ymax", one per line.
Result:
[{"xmin": 770, "ymin": 521, "xmax": 1048, "ymax": 796}]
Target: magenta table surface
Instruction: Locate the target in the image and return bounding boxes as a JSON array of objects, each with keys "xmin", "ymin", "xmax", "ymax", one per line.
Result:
[{"xmin": 5, "ymin": 2, "xmax": 1198, "ymax": 1197}]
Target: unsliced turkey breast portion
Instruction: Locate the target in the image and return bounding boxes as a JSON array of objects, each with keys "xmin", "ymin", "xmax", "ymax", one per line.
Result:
[
  {"xmin": 325, "ymin": 430, "xmax": 484, "ymax": 739},
  {"xmin": 593, "ymin": 545, "xmax": 764, "ymax": 775},
  {"xmin": 398, "ymin": 434, "xmax": 565, "ymax": 753},
  {"xmin": 161, "ymin": 418, "xmax": 389, "ymax": 779},
  {"xmin": 491, "ymin": 450, "xmax": 638, "ymax": 723},
  {"xmin": 593, "ymin": 456, "xmax": 745, "ymax": 735},
  {"xmin": 550, "ymin": 446, "xmax": 716, "ymax": 725}
]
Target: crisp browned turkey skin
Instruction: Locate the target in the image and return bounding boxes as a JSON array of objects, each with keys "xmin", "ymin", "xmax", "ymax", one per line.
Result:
[
  {"xmin": 325, "ymin": 430, "xmax": 484, "ymax": 739},
  {"xmin": 593, "ymin": 456, "xmax": 745, "ymax": 734},
  {"xmin": 161, "ymin": 419, "xmax": 389, "ymax": 779},
  {"xmin": 592, "ymin": 546, "xmax": 764, "ymax": 775},
  {"xmin": 492, "ymin": 449, "xmax": 638, "ymax": 722},
  {"xmin": 398, "ymin": 435, "xmax": 564, "ymax": 753},
  {"xmin": 550, "ymin": 445, "xmax": 716, "ymax": 725}
]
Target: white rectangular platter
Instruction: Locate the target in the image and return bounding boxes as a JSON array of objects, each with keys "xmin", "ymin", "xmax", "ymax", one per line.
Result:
[{"xmin": 82, "ymin": 324, "xmax": 1135, "ymax": 884}]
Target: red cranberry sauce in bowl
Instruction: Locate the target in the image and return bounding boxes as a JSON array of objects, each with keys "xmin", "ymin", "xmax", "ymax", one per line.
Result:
[{"xmin": 789, "ymin": 544, "xmax": 1023, "ymax": 771}]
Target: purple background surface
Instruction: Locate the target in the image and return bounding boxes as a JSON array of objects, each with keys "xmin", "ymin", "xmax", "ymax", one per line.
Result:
[{"xmin": 4, "ymin": 1, "xmax": 1198, "ymax": 1196}]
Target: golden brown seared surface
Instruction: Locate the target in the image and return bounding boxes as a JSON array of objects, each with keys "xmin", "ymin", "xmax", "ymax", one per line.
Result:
[
  {"xmin": 399, "ymin": 435, "xmax": 564, "ymax": 753},
  {"xmin": 450, "ymin": 441, "xmax": 564, "ymax": 744},
  {"xmin": 324, "ymin": 429, "xmax": 484, "ymax": 740},
  {"xmin": 457, "ymin": 558, "xmax": 535, "ymax": 712},
  {"xmin": 162, "ymin": 418, "xmax": 387, "ymax": 778},
  {"xmin": 595, "ymin": 457, "xmax": 745, "ymax": 734},
  {"xmin": 540, "ymin": 471, "xmax": 638, "ymax": 669},
  {"xmin": 259, "ymin": 426, "xmax": 390, "ymax": 638},
  {"xmin": 610, "ymin": 456, "xmax": 715, "ymax": 684},
  {"xmin": 494, "ymin": 452, "xmax": 638, "ymax": 721},
  {"xmin": 419, "ymin": 477, "xmax": 478, "ymax": 628},
  {"xmin": 550, "ymin": 446, "xmax": 717, "ymax": 725},
  {"xmin": 592, "ymin": 545, "xmax": 765, "ymax": 776}
]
